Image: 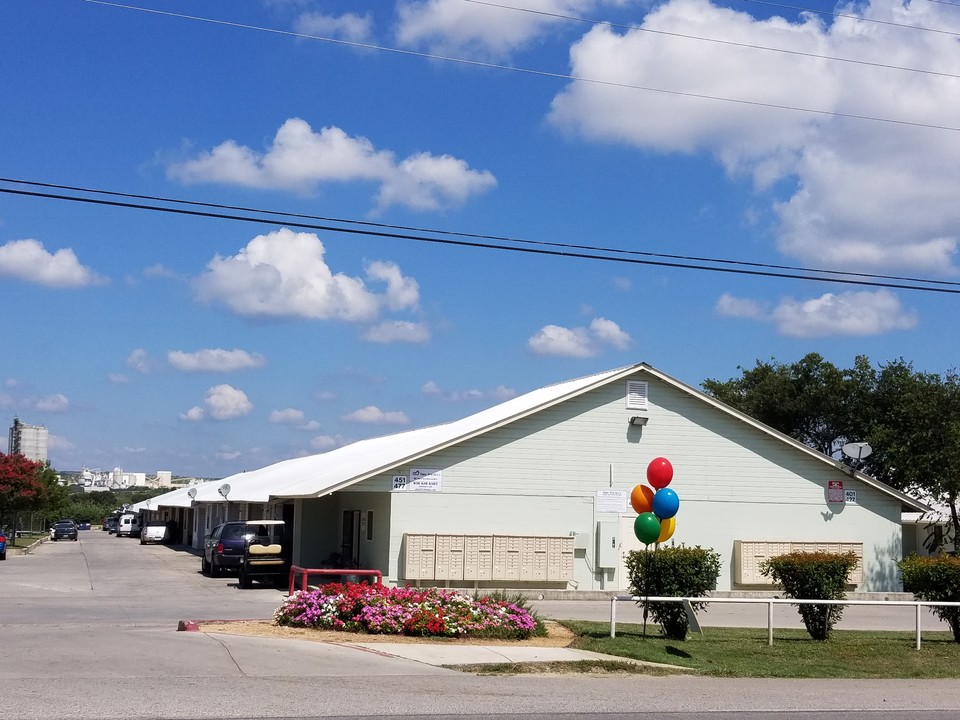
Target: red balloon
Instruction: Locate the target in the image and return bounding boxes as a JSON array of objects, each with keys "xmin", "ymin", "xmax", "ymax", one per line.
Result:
[{"xmin": 646, "ymin": 457, "xmax": 674, "ymax": 489}]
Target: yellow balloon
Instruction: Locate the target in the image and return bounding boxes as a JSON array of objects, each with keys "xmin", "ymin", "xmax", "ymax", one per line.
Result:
[{"xmin": 657, "ymin": 516, "xmax": 676, "ymax": 544}]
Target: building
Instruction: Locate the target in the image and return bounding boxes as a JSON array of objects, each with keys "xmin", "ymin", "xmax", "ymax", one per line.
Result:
[
  {"xmin": 7, "ymin": 417, "xmax": 49, "ymax": 464},
  {"xmin": 136, "ymin": 363, "xmax": 928, "ymax": 594}
]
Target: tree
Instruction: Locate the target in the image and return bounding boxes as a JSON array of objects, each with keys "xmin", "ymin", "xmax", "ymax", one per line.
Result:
[
  {"xmin": 704, "ymin": 356, "xmax": 960, "ymax": 552},
  {"xmin": 0, "ymin": 453, "xmax": 46, "ymax": 543},
  {"xmin": 868, "ymin": 363, "xmax": 960, "ymax": 548},
  {"xmin": 702, "ymin": 353, "xmax": 874, "ymax": 458}
]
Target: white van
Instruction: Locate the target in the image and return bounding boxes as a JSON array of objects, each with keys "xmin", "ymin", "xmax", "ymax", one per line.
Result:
[{"xmin": 116, "ymin": 512, "xmax": 140, "ymax": 538}]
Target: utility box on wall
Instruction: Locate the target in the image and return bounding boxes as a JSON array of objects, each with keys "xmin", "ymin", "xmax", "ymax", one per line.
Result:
[{"xmin": 596, "ymin": 521, "xmax": 620, "ymax": 569}]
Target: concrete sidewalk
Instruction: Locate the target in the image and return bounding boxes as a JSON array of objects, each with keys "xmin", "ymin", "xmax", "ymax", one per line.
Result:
[{"xmin": 339, "ymin": 640, "xmax": 675, "ymax": 669}]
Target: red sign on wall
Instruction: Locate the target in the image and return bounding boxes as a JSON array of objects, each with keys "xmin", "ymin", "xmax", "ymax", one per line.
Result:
[{"xmin": 828, "ymin": 480, "xmax": 845, "ymax": 503}]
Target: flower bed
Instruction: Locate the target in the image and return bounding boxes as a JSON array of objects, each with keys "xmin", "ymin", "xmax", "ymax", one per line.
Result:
[{"xmin": 274, "ymin": 583, "xmax": 540, "ymax": 639}]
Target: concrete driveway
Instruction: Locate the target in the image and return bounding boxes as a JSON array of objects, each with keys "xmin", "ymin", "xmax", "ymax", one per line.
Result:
[{"xmin": 4, "ymin": 529, "xmax": 960, "ymax": 720}]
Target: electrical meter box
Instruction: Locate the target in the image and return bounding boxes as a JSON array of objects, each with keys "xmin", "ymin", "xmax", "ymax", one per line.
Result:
[{"xmin": 596, "ymin": 521, "xmax": 620, "ymax": 568}]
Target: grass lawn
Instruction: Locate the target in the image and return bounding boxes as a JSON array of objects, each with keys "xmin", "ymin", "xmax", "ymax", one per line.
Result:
[{"xmin": 562, "ymin": 620, "xmax": 960, "ymax": 678}]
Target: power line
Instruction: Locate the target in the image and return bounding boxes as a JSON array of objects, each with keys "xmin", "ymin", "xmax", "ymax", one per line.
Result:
[
  {"xmin": 463, "ymin": 0, "xmax": 960, "ymax": 81},
  {"xmin": 3, "ymin": 177, "xmax": 959, "ymax": 290},
  {"xmin": 735, "ymin": 0, "xmax": 960, "ymax": 37},
  {"xmin": 75, "ymin": 0, "xmax": 960, "ymax": 134},
  {"xmin": 1, "ymin": 178, "xmax": 958, "ymax": 295}
]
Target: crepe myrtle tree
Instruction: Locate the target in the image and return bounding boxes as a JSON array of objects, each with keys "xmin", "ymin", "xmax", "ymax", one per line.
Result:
[{"xmin": 0, "ymin": 452, "xmax": 44, "ymax": 543}]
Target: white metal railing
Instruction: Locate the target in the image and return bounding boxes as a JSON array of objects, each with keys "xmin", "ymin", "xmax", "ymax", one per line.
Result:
[{"xmin": 610, "ymin": 595, "xmax": 960, "ymax": 649}]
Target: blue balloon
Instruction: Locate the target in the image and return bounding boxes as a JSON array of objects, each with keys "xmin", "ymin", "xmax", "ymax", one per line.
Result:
[{"xmin": 652, "ymin": 487, "xmax": 680, "ymax": 520}]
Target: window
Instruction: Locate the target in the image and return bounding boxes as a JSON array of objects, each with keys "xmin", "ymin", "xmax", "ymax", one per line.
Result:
[{"xmin": 366, "ymin": 511, "xmax": 374, "ymax": 541}]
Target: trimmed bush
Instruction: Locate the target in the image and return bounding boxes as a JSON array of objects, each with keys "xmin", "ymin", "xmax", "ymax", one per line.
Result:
[
  {"xmin": 760, "ymin": 551, "xmax": 858, "ymax": 641},
  {"xmin": 898, "ymin": 554, "xmax": 960, "ymax": 643},
  {"xmin": 625, "ymin": 545, "xmax": 721, "ymax": 640}
]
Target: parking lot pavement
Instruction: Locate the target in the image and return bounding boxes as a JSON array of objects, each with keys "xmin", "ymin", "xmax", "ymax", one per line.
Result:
[{"xmin": 7, "ymin": 530, "xmax": 960, "ymax": 720}]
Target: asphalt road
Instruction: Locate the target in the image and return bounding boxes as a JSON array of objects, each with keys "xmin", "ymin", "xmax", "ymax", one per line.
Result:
[{"xmin": 2, "ymin": 530, "xmax": 959, "ymax": 720}]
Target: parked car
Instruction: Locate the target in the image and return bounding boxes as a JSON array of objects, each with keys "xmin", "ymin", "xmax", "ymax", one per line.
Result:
[
  {"xmin": 115, "ymin": 512, "xmax": 140, "ymax": 538},
  {"xmin": 0, "ymin": 528, "xmax": 7, "ymax": 560},
  {"xmin": 50, "ymin": 520, "xmax": 79, "ymax": 541},
  {"xmin": 139, "ymin": 520, "xmax": 170, "ymax": 545},
  {"xmin": 202, "ymin": 520, "xmax": 285, "ymax": 578},
  {"xmin": 103, "ymin": 516, "xmax": 118, "ymax": 534}
]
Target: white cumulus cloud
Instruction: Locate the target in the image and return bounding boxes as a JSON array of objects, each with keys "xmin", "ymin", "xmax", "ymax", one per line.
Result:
[
  {"xmin": 716, "ymin": 290, "xmax": 917, "ymax": 337},
  {"xmin": 311, "ymin": 434, "xmax": 343, "ymax": 451},
  {"xmin": 179, "ymin": 406, "xmax": 205, "ymax": 422},
  {"xmin": 362, "ymin": 320, "xmax": 431, "ymax": 344},
  {"xmin": 181, "ymin": 384, "xmax": 252, "ymax": 422},
  {"xmin": 772, "ymin": 290, "xmax": 918, "ymax": 338},
  {"xmin": 547, "ymin": 0, "xmax": 960, "ymax": 274},
  {"xmin": 269, "ymin": 408, "xmax": 306, "ymax": 424},
  {"xmin": 294, "ymin": 11, "xmax": 373, "ymax": 42},
  {"xmin": 341, "ymin": 405, "xmax": 410, "ymax": 425},
  {"xmin": 395, "ymin": 0, "xmax": 623, "ymax": 59},
  {"xmin": 167, "ymin": 348, "xmax": 267, "ymax": 372},
  {"xmin": 0, "ymin": 239, "xmax": 107, "ymax": 288},
  {"xmin": 715, "ymin": 293, "xmax": 768, "ymax": 320},
  {"xmin": 167, "ymin": 118, "xmax": 495, "ymax": 212},
  {"xmin": 193, "ymin": 228, "xmax": 419, "ymax": 322},
  {"xmin": 126, "ymin": 349, "xmax": 155, "ymax": 375},
  {"xmin": 34, "ymin": 394, "xmax": 70, "ymax": 413},
  {"xmin": 528, "ymin": 317, "xmax": 631, "ymax": 357},
  {"xmin": 421, "ymin": 380, "xmax": 517, "ymax": 402}
]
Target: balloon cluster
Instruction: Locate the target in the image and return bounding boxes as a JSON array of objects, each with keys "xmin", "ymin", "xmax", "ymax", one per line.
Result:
[{"xmin": 632, "ymin": 457, "xmax": 680, "ymax": 545}]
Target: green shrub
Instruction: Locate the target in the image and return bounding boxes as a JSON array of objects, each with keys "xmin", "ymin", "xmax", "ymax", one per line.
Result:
[
  {"xmin": 625, "ymin": 545, "xmax": 721, "ymax": 640},
  {"xmin": 760, "ymin": 551, "xmax": 858, "ymax": 641},
  {"xmin": 898, "ymin": 554, "xmax": 960, "ymax": 643}
]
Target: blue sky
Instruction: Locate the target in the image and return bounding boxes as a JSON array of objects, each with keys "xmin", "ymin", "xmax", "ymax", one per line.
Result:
[{"xmin": 2, "ymin": 0, "xmax": 959, "ymax": 477}]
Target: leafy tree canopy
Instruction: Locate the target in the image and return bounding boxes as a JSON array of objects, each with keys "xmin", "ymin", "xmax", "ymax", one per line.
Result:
[{"xmin": 703, "ymin": 355, "xmax": 960, "ymax": 550}]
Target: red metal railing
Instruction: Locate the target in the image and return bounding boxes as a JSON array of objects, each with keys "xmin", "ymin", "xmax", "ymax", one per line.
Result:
[{"xmin": 287, "ymin": 566, "xmax": 383, "ymax": 595}]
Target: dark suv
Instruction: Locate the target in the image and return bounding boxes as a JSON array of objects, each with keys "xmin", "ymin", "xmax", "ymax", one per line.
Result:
[
  {"xmin": 202, "ymin": 520, "xmax": 287, "ymax": 580},
  {"xmin": 51, "ymin": 520, "xmax": 78, "ymax": 541},
  {"xmin": 201, "ymin": 522, "xmax": 264, "ymax": 577}
]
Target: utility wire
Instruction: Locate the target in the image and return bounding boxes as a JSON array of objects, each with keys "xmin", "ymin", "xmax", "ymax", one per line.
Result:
[
  {"xmin": 3, "ymin": 177, "xmax": 959, "ymax": 290},
  {"xmin": 1, "ymin": 180, "xmax": 958, "ymax": 295},
  {"xmin": 463, "ymin": 0, "xmax": 960, "ymax": 80},
  {"xmin": 735, "ymin": 0, "xmax": 960, "ymax": 37},
  {"xmin": 76, "ymin": 0, "xmax": 960, "ymax": 134}
]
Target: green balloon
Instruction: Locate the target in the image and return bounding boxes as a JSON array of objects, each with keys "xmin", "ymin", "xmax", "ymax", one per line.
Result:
[{"xmin": 634, "ymin": 512, "xmax": 661, "ymax": 545}]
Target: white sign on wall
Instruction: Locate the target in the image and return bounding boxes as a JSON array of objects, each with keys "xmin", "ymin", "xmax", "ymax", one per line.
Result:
[
  {"xmin": 596, "ymin": 489, "xmax": 628, "ymax": 514},
  {"xmin": 845, "ymin": 490, "xmax": 858, "ymax": 505},
  {"xmin": 393, "ymin": 468, "xmax": 443, "ymax": 492}
]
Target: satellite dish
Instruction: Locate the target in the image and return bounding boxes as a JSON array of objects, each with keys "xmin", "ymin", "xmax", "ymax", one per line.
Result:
[
  {"xmin": 187, "ymin": 488, "xmax": 197, "ymax": 499},
  {"xmin": 842, "ymin": 442, "xmax": 873, "ymax": 461},
  {"xmin": 218, "ymin": 483, "xmax": 231, "ymax": 499}
]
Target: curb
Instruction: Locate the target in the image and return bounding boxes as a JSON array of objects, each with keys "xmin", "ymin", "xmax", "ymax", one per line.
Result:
[{"xmin": 177, "ymin": 618, "xmax": 265, "ymax": 632}]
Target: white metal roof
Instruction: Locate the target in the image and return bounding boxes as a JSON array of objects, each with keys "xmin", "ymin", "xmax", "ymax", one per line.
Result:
[
  {"xmin": 128, "ymin": 483, "xmax": 211, "ymax": 512},
  {"xmin": 190, "ymin": 364, "xmax": 639, "ymax": 504},
  {"xmin": 148, "ymin": 362, "xmax": 927, "ymax": 513}
]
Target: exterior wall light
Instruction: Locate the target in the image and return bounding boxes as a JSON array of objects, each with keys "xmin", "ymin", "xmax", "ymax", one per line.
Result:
[{"xmin": 629, "ymin": 416, "xmax": 649, "ymax": 426}]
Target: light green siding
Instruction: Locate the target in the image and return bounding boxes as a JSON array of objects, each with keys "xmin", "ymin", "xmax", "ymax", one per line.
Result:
[{"xmin": 292, "ymin": 370, "xmax": 906, "ymax": 592}]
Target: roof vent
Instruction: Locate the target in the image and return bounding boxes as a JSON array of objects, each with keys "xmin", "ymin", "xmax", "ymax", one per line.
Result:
[{"xmin": 626, "ymin": 380, "xmax": 648, "ymax": 410}]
